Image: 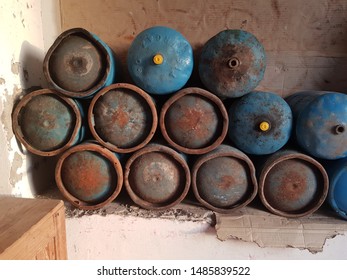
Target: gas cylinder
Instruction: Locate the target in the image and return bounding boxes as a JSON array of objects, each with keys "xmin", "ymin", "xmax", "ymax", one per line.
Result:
[
  {"xmin": 127, "ymin": 26, "xmax": 194, "ymax": 95},
  {"xmin": 88, "ymin": 83, "xmax": 157, "ymax": 153},
  {"xmin": 191, "ymin": 144, "xmax": 258, "ymax": 213},
  {"xmin": 43, "ymin": 28, "xmax": 117, "ymax": 98},
  {"xmin": 160, "ymin": 87, "xmax": 228, "ymax": 154},
  {"xmin": 55, "ymin": 142, "xmax": 123, "ymax": 210},
  {"xmin": 12, "ymin": 89, "xmax": 85, "ymax": 156},
  {"xmin": 228, "ymin": 91, "xmax": 292, "ymax": 155},
  {"xmin": 258, "ymin": 150, "xmax": 329, "ymax": 218},
  {"xmin": 124, "ymin": 144, "xmax": 190, "ymax": 210},
  {"xmin": 326, "ymin": 158, "xmax": 347, "ymax": 220},
  {"xmin": 286, "ymin": 91, "xmax": 347, "ymax": 160},
  {"xmin": 199, "ymin": 29, "xmax": 266, "ymax": 99}
]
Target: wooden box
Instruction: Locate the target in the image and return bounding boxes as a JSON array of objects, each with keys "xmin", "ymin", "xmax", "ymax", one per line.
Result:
[{"xmin": 0, "ymin": 196, "xmax": 67, "ymax": 260}]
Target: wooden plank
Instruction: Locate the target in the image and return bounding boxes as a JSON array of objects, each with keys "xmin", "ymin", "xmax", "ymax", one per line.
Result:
[
  {"xmin": 53, "ymin": 207, "xmax": 68, "ymax": 259},
  {"xmin": 0, "ymin": 197, "xmax": 67, "ymax": 260}
]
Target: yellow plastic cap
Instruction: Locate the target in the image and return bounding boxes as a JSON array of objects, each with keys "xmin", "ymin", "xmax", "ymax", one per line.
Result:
[
  {"xmin": 259, "ymin": 121, "xmax": 270, "ymax": 132},
  {"xmin": 153, "ymin": 54, "xmax": 164, "ymax": 65}
]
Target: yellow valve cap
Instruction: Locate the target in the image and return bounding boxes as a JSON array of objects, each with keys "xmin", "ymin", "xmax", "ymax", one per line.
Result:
[
  {"xmin": 153, "ymin": 54, "xmax": 164, "ymax": 65},
  {"xmin": 259, "ymin": 121, "xmax": 270, "ymax": 132}
]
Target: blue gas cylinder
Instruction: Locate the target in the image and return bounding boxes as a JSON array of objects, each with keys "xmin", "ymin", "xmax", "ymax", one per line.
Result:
[
  {"xmin": 286, "ymin": 91, "xmax": 347, "ymax": 160},
  {"xmin": 43, "ymin": 28, "xmax": 117, "ymax": 99},
  {"xmin": 127, "ymin": 26, "xmax": 194, "ymax": 95},
  {"xmin": 12, "ymin": 89, "xmax": 85, "ymax": 157},
  {"xmin": 326, "ymin": 158, "xmax": 347, "ymax": 220},
  {"xmin": 199, "ymin": 29, "xmax": 266, "ymax": 99},
  {"xmin": 228, "ymin": 91, "xmax": 292, "ymax": 155}
]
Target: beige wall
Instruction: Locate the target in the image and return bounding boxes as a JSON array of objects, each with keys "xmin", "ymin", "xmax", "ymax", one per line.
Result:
[{"xmin": 60, "ymin": 0, "xmax": 347, "ymax": 96}]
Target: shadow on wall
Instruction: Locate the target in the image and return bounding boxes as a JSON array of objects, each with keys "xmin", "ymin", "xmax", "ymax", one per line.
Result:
[
  {"xmin": 16, "ymin": 41, "xmax": 57, "ymax": 195},
  {"xmin": 19, "ymin": 40, "xmax": 48, "ymax": 90}
]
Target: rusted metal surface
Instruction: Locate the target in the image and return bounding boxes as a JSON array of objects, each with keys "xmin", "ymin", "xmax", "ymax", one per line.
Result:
[
  {"xmin": 191, "ymin": 145, "xmax": 258, "ymax": 213},
  {"xmin": 43, "ymin": 28, "xmax": 116, "ymax": 98},
  {"xmin": 199, "ymin": 29, "xmax": 266, "ymax": 99},
  {"xmin": 258, "ymin": 150, "xmax": 329, "ymax": 218},
  {"xmin": 124, "ymin": 144, "xmax": 190, "ymax": 210},
  {"xmin": 12, "ymin": 89, "xmax": 84, "ymax": 156},
  {"xmin": 160, "ymin": 87, "xmax": 228, "ymax": 154},
  {"xmin": 286, "ymin": 91, "xmax": 347, "ymax": 160},
  {"xmin": 228, "ymin": 91, "xmax": 293, "ymax": 155},
  {"xmin": 55, "ymin": 142, "xmax": 123, "ymax": 210},
  {"xmin": 88, "ymin": 83, "xmax": 157, "ymax": 153}
]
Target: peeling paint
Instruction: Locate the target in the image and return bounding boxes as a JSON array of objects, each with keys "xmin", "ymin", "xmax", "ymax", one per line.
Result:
[
  {"xmin": 11, "ymin": 61, "xmax": 20, "ymax": 75},
  {"xmin": 215, "ymin": 208, "xmax": 347, "ymax": 253},
  {"xmin": 0, "ymin": 78, "xmax": 5, "ymax": 85},
  {"xmin": 9, "ymin": 152, "xmax": 23, "ymax": 189},
  {"xmin": 1, "ymin": 85, "xmax": 23, "ymax": 150}
]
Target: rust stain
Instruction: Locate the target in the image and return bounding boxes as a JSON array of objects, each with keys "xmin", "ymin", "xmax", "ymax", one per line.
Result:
[
  {"xmin": 278, "ymin": 171, "xmax": 307, "ymax": 201},
  {"xmin": 208, "ymin": 43, "xmax": 259, "ymax": 95},
  {"xmin": 62, "ymin": 152, "xmax": 109, "ymax": 198},
  {"xmin": 167, "ymin": 96, "xmax": 219, "ymax": 148},
  {"xmin": 217, "ymin": 175, "xmax": 236, "ymax": 190},
  {"xmin": 124, "ymin": 35, "xmax": 135, "ymax": 41},
  {"xmin": 113, "ymin": 106, "xmax": 130, "ymax": 129},
  {"xmin": 271, "ymin": 0, "xmax": 281, "ymax": 18}
]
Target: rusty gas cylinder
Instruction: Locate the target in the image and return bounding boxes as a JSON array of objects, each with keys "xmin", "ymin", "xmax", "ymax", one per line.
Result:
[
  {"xmin": 199, "ymin": 29, "xmax": 266, "ymax": 99},
  {"xmin": 258, "ymin": 150, "xmax": 329, "ymax": 218},
  {"xmin": 55, "ymin": 142, "xmax": 123, "ymax": 210},
  {"xmin": 191, "ymin": 144, "xmax": 258, "ymax": 213},
  {"xmin": 12, "ymin": 89, "xmax": 84, "ymax": 156},
  {"xmin": 43, "ymin": 28, "xmax": 117, "ymax": 98},
  {"xmin": 286, "ymin": 91, "xmax": 347, "ymax": 160},
  {"xmin": 124, "ymin": 144, "xmax": 190, "ymax": 210},
  {"xmin": 228, "ymin": 91, "xmax": 293, "ymax": 155},
  {"xmin": 88, "ymin": 83, "xmax": 157, "ymax": 153},
  {"xmin": 160, "ymin": 87, "xmax": 228, "ymax": 154}
]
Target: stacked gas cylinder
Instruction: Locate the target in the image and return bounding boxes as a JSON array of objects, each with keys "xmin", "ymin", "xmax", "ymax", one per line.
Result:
[{"xmin": 12, "ymin": 27, "xmax": 347, "ymax": 220}]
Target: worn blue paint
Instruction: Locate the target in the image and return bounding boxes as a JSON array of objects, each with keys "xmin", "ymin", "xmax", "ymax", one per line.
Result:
[
  {"xmin": 326, "ymin": 158, "xmax": 347, "ymax": 220},
  {"xmin": 228, "ymin": 91, "xmax": 292, "ymax": 155},
  {"xmin": 61, "ymin": 149, "xmax": 115, "ymax": 203},
  {"xmin": 258, "ymin": 150, "xmax": 328, "ymax": 217},
  {"xmin": 127, "ymin": 26, "xmax": 194, "ymax": 95},
  {"xmin": 286, "ymin": 91, "xmax": 347, "ymax": 160},
  {"xmin": 199, "ymin": 29, "xmax": 266, "ymax": 99},
  {"xmin": 17, "ymin": 92, "xmax": 85, "ymax": 155},
  {"xmin": 44, "ymin": 28, "xmax": 118, "ymax": 99},
  {"xmin": 72, "ymin": 99, "xmax": 86, "ymax": 144},
  {"xmin": 91, "ymin": 32, "xmax": 117, "ymax": 91},
  {"xmin": 192, "ymin": 144, "xmax": 258, "ymax": 213}
]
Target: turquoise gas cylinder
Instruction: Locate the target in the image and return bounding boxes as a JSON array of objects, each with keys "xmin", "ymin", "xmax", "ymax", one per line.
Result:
[
  {"xmin": 199, "ymin": 29, "xmax": 266, "ymax": 99},
  {"xmin": 228, "ymin": 91, "xmax": 292, "ymax": 155},
  {"xmin": 326, "ymin": 158, "xmax": 347, "ymax": 220},
  {"xmin": 43, "ymin": 28, "xmax": 117, "ymax": 99},
  {"xmin": 127, "ymin": 26, "xmax": 194, "ymax": 95},
  {"xmin": 12, "ymin": 89, "xmax": 85, "ymax": 157},
  {"xmin": 55, "ymin": 142, "xmax": 123, "ymax": 210},
  {"xmin": 286, "ymin": 91, "xmax": 347, "ymax": 160},
  {"xmin": 258, "ymin": 150, "xmax": 329, "ymax": 218}
]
